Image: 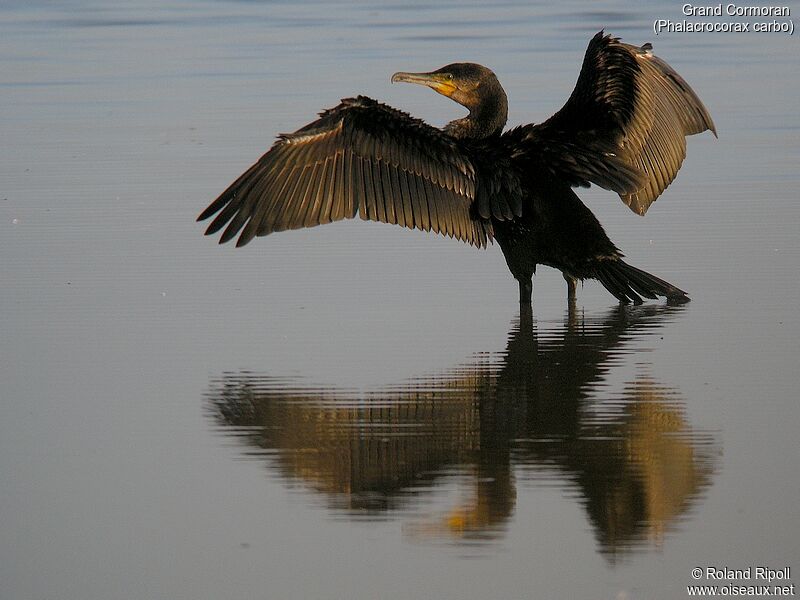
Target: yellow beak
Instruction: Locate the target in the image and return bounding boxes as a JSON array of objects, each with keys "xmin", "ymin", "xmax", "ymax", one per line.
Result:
[{"xmin": 391, "ymin": 71, "xmax": 457, "ymax": 97}]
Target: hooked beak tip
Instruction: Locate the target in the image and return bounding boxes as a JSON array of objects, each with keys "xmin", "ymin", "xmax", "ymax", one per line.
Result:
[{"xmin": 391, "ymin": 72, "xmax": 412, "ymax": 84}]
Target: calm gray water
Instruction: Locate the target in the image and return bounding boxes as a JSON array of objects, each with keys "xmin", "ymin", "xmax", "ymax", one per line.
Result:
[{"xmin": 1, "ymin": 1, "xmax": 798, "ymax": 599}]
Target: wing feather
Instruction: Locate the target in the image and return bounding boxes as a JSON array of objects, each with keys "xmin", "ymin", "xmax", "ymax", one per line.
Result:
[
  {"xmin": 351, "ymin": 155, "xmax": 365, "ymax": 220},
  {"xmin": 330, "ymin": 151, "xmax": 345, "ymax": 222},
  {"xmin": 422, "ymin": 177, "xmax": 440, "ymax": 235},
  {"xmin": 507, "ymin": 31, "xmax": 715, "ymax": 215},
  {"xmin": 433, "ymin": 180, "xmax": 452, "ymax": 238},
  {"xmin": 295, "ymin": 162, "xmax": 319, "ymax": 229},
  {"xmin": 318, "ymin": 156, "xmax": 336, "ymax": 225},
  {"xmin": 199, "ymin": 96, "xmax": 491, "ymax": 247},
  {"xmin": 380, "ymin": 160, "xmax": 395, "ymax": 226}
]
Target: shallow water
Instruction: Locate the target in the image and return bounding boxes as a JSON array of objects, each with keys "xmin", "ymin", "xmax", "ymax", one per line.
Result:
[{"xmin": 1, "ymin": 1, "xmax": 798, "ymax": 599}]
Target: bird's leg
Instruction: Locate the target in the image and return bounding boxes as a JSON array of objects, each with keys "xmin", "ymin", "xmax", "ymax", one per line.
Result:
[
  {"xmin": 563, "ymin": 272, "xmax": 577, "ymax": 302},
  {"xmin": 566, "ymin": 292, "xmax": 578, "ymax": 329},
  {"xmin": 518, "ymin": 277, "xmax": 533, "ymax": 306}
]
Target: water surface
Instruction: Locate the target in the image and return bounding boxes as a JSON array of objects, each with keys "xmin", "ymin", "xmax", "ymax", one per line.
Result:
[{"xmin": 1, "ymin": 1, "xmax": 798, "ymax": 599}]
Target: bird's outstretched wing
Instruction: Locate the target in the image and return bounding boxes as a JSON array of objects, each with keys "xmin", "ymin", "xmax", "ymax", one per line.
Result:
[
  {"xmin": 507, "ymin": 31, "xmax": 716, "ymax": 215},
  {"xmin": 198, "ymin": 96, "xmax": 493, "ymax": 247}
]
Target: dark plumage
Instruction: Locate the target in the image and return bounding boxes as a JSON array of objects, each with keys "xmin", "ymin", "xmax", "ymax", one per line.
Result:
[{"xmin": 198, "ymin": 32, "xmax": 716, "ymax": 305}]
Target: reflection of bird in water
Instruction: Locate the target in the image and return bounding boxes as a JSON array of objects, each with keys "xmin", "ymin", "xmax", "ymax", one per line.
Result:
[
  {"xmin": 198, "ymin": 32, "xmax": 715, "ymax": 305},
  {"xmin": 579, "ymin": 379, "xmax": 709, "ymax": 554},
  {"xmin": 207, "ymin": 304, "xmax": 718, "ymax": 553}
]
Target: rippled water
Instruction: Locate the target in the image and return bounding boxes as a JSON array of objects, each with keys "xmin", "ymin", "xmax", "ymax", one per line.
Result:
[
  {"xmin": 206, "ymin": 305, "xmax": 719, "ymax": 554},
  {"xmin": 1, "ymin": 1, "xmax": 798, "ymax": 599}
]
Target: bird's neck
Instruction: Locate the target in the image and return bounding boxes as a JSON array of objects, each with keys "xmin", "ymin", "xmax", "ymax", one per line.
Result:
[{"xmin": 445, "ymin": 91, "xmax": 508, "ymax": 140}]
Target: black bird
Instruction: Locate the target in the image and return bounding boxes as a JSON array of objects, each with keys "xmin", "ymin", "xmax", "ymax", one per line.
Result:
[{"xmin": 198, "ymin": 32, "xmax": 716, "ymax": 305}]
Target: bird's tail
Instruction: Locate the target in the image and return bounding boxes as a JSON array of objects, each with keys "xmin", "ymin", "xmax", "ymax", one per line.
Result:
[{"xmin": 594, "ymin": 259, "xmax": 689, "ymax": 305}]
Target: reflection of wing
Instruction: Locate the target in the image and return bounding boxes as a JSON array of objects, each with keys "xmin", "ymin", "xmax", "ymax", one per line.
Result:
[
  {"xmin": 574, "ymin": 379, "xmax": 716, "ymax": 555},
  {"xmin": 211, "ymin": 377, "xmax": 483, "ymax": 512},
  {"xmin": 508, "ymin": 32, "xmax": 716, "ymax": 214},
  {"xmin": 206, "ymin": 305, "xmax": 718, "ymax": 551},
  {"xmin": 198, "ymin": 96, "xmax": 493, "ymax": 247}
]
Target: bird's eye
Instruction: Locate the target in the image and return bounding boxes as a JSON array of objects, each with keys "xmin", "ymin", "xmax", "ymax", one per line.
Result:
[{"xmin": 447, "ymin": 73, "xmax": 454, "ymax": 80}]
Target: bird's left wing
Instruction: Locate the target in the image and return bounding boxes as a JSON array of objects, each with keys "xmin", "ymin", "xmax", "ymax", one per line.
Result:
[
  {"xmin": 198, "ymin": 96, "xmax": 493, "ymax": 247},
  {"xmin": 506, "ymin": 31, "xmax": 715, "ymax": 215}
]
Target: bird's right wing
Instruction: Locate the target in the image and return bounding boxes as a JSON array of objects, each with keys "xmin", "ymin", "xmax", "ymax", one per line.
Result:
[
  {"xmin": 507, "ymin": 31, "xmax": 716, "ymax": 215},
  {"xmin": 198, "ymin": 96, "xmax": 494, "ymax": 248}
]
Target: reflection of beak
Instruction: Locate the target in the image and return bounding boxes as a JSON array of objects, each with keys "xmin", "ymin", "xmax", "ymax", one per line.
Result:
[{"xmin": 391, "ymin": 71, "xmax": 457, "ymax": 97}]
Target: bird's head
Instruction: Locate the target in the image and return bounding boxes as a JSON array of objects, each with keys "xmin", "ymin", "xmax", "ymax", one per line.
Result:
[{"xmin": 391, "ymin": 63, "xmax": 506, "ymax": 119}]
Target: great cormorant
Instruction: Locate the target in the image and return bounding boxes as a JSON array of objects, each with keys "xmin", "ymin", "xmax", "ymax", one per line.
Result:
[{"xmin": 198, "ymin": 32, "xmax": 716, "ymax": 305}]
